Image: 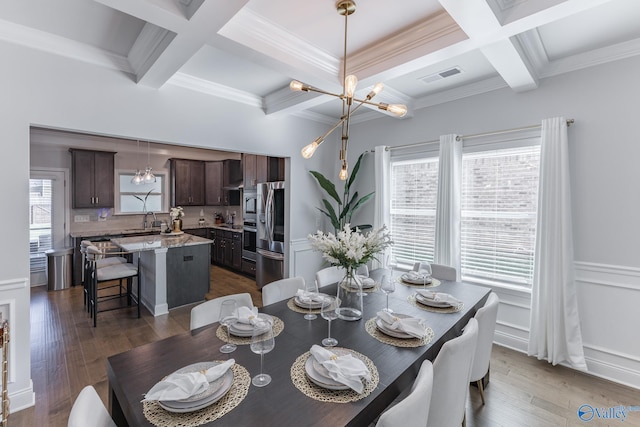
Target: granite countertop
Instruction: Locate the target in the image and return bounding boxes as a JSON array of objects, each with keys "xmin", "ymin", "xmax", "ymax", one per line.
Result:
[
  {"xmin": 70, "ymin": 224, "xmax": 242, "ymax": 239},
  {"xmin": 110, "ymin": 233, "xmax": 213, "ymax": 252}
]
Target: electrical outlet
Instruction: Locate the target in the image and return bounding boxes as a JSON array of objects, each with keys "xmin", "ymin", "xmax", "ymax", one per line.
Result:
[{"xmin": 74, "ymin": 215, "xmax": 90, "ymax": 222}]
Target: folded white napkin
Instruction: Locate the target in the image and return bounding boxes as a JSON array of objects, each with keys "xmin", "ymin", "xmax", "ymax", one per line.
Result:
[
  {"xmin": 144, "ymin": 359, "xmax": 235, "ymax": 402},
  {"xmin": 377, "ymin": 311, "xmax": 427, "ymax": 338},
  {"xmin": 415, "ymin": 290, "xmax": 461, "ymax": 306},
  {"xmin": 296, "ymin": 289, "xmax": 325, "ymax": 303},
  {"xmin": 403, "ymin": 271, "xmax": 432, "ymax": 283},
  {"xmin": 309, "ymin": 345, "xmax": 371, "ymax": 393},
  {"xmin": 353, "ymin": 276, "xmax": 375, "ymax": 288},
  {"xmin": 236, "ymin": 306, "xmax": 259, "ymax": 325}
]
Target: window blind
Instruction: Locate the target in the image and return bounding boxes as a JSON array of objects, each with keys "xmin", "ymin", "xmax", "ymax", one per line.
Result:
[
  {"xmin": 390, "ymin": 158, "xmax": 439, "ymax": 265},
  {"xmin": 461, "ymin": 145, "xmax": 540, "ymax": 286}
]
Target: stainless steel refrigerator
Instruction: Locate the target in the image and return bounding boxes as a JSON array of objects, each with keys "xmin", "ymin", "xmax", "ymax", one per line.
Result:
[{"xmin": 256, "ymin": 181, "xmax": 285, "ymax": 288}]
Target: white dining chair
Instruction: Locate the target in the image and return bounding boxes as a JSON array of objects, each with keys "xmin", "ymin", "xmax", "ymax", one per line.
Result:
[
  {"xmin": 262, "ymin": 276, "xmax": 305, "ymax": 306},
  {"xmin": 190, "ymin": 293, "xmax": 253, "ymax": 330},
  {"xmin": 427, "ymin": 317, "xmax": 478, "ymax": 427},
  {"xmin": 80, "ymin": 240, "xmax": 127, "ymax": 309},
  {"xmin": 376, "ymin": 360, "xmax": 433, "ymax": 427},
  {"xmin": 315, "ymin": 266, "xmax": 343, "ymax": 288},
  {"xmin": 470, "ymin": 292, "xmax": 499, "ymax": 405},
  {"xmin": 68, "ymin": 385, "xmax": 116, "ymax": 427},
  {"xmin": 412, "ymin": 262, "xmax": 457, "ymax": 281}
]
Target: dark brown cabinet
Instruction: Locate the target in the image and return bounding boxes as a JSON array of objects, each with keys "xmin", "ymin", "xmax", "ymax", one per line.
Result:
[
  {"xmin": 211, "ymin": 229, "xmax": 242, "ymax": 270},
  {"xmin": 204, "ymin": 161, "xmax": 224, "ymax": 206},
  {"xmin": 70, "ymin": 149, "xmax": 115, "ymax": 209},
  {"xmin": 170, "ymin": 159, "xmax": 205, "ymax": 206},
  {"xmin": 205, "ymin": 160, "xmax": 241, "ymax": 206},
  {"xmin": 243, "ymin": 154, "xmax": 285, "ymax": 190}
]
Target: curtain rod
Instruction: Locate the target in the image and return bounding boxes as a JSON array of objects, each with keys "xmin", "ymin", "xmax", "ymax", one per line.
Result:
[{"xmin": 382, "ymin": 118, "xmax": 575, "ymax": 151}]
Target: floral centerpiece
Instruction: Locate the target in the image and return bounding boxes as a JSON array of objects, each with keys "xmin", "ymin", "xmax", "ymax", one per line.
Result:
[
  {"xmin": 170, "ymin": 206, "xmax": 184, "ymax": 232},
  {"xmin": 309, "ymin": 224, "xmax": 393, "ymax": 320}
]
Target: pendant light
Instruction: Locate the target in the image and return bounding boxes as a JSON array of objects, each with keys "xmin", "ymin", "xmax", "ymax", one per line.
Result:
[
  {"xmin": 141, "ymin": 140, "xmax": 156, "ymax": 183},
  {"xmin": 131, "ymin": 140, "xmax": 143, "ymax": 185}
]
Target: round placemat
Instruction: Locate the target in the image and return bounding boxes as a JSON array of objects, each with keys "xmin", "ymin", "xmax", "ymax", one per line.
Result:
[
  {"xmin": 396, "ymin": 277, "xmax": 441, "ymax": 288},
  {"xmin": 290, "ymin": 348, "xmax": 379, "ymax": 403},
  {"xmin": 143, "ymin": 363, "xmax": 250, "ymax": 427},
  {"xmin": 407, "ymin": 294, "xmax": 464, "ymax": 313},
  {"xmin": 364, "ymin": 318, "xmax": 434, "ymax": 347},
  {"xmin": 287, "ymin": 298, "xmax": 324, "ymax": 314},
  {"xmin": 216, "ymin": 316, "xmax": 284, "ymax": 345}
]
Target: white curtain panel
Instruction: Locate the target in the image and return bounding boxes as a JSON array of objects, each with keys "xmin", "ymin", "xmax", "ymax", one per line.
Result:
[
  {"xmin": 528, "ymin": 117, "xmax": 587, "ymax": 370},
  {"xmin": 434, "ymin": 134, "xmax": 461, "ymax": 280},
  {"xmin": 373, "ymin": 145, "xmax": 391, "ymax": 269}
]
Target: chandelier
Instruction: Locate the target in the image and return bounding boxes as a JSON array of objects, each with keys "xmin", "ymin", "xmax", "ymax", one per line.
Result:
[{"xmin": 291, "ymin": 0, "xmax": 407, "ymax": 180}]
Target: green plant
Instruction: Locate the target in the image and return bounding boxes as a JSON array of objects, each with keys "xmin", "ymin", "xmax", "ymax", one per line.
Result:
[
  {"xmin": 310, "ymin": 152, "xmax": 374, "ymax": 233},
  {"xmin": 133, "ymin": 189, "xmax": 154, "ymax": 212}
]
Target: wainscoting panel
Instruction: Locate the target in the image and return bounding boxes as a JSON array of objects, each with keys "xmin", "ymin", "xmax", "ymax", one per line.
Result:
[{"xmin": 289, "ymin": 239, "xmax": 323, "ymax": 288}]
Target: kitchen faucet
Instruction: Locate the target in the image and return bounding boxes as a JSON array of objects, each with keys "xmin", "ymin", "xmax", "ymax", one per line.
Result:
[{"xmin": 143, "ymin": 211, "xmax": 157, "ymax": 229}]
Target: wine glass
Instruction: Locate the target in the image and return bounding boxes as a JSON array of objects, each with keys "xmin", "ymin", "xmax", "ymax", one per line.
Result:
[
  {"xmin": 380, "ymin": 275, "xmax": 395, "ymax": 313},
  {"xmin": 304, "ymin": 280, "xmax": 319, "ymax": 321},
  {"xmin": 320, "ymin": 296, "xmax": 339, "ymax": 347},
  {"xmin": 250, "ymin": 319, "xmax": 275, "ymax": 387},
  {"xmin": 219, "ymin": 300, "xmax": 238, "ymax": 354},
  {"xmin": 417, "ymin": 262, "xmax": 432, "ymax": 289}
]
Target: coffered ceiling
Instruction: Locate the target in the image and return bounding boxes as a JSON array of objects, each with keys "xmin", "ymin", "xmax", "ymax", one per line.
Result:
[{"xmin": 2, "ymin": 0, "xmax": 639, "ymax": 125}]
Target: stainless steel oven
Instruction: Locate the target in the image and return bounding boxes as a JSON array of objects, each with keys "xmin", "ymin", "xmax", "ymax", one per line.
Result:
[{"xmin": 242, "ymin": 220, "xmax": 257, "ymax": 261}]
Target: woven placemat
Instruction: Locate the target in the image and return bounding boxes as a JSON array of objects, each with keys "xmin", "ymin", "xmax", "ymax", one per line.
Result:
[
  {"xmin": 407, "ymin": 294, "xmax": 464, "ymax": 313},
  {"xmin": 364, "ymin": 317, "xmax": 434, "ymax": 347},
  {"xmin": 290, "ymin": 349, "xmax": 379, "ymax": 403},
  {"xmin": 216, "ymin": 316, "xmax": 284, "ymax": 345},
  {"xmin": 143, "ymin": 363, "xmax": 250, "ymax": 427},
  {"xmin": 396, "ymin": 277, "xmax": 441, "ymax": 288},
  {"xmin": 286, "ymin": 298, "xmax": 324, "ymax": 314}
]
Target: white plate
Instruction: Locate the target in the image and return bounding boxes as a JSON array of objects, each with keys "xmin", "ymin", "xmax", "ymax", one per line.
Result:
[
  {"xmin": 304, "ymin": 354, "xmax": 350, "ymax": 390},
  {"xmin": 348, "ymin": 277, "xmax": 376, "ymax": 289},
  {"xmin": 228, "ymin": 314, "xmax": 272, "ymax": 337},
  {"xmin": 375, "ymin": 313, "xmax": 416, "ymax": 339},
  {"xmin": 415, "ymin": 292, "xmax": 453, "ymax": 307},
  {"xmin": 294, "ymin": 293, "xmax": 329, "ymax": 309},
  {"xmin": 157, "ymin": 362, "xmax": 234, "ymax": 413},
  {"xmin": 400, "ymin": 273, "xmax": 432, "ymax": 285}
]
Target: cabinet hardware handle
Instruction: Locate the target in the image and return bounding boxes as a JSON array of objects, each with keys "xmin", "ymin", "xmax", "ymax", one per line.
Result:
[{"xmin": 95, "ymin": 197, "xmax": 98, "ymax": 204}]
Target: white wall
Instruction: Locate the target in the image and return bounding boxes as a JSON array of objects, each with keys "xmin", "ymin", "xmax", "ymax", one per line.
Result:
[
  {"xmin": 346, "ymin": 55, "xmax": 640, "ymax": 389},
  {"xmin": 0, "ymin": 40, "xmax": 331, "ymax": 412}
]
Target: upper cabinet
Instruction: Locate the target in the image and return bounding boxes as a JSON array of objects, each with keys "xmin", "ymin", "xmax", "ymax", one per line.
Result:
[
  {"xmin": 69, "ymin": 149, "xmax": 115, "ymax": 208},
  {"xmin": 204, "ymin": 161, "xmax": 223, "ymax": 206},
  {"xmin": 243, "ymin": 154, "xmax": 284, "ymax": 190},
  {"xmin": 170, "ymin": 159, "xmax": 205, "ymax": 206}
]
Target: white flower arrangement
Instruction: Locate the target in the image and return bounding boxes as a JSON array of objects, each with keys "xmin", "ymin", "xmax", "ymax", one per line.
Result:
[
  {"xmin": 308, "ymin": 224, "xmax": 393, "ymax": 271},
  {"xmin": 170, "ymin": 206, "xmax": 184, "ymax": 221}
]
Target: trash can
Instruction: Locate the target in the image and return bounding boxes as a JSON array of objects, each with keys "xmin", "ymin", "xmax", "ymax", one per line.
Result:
[{"xmin": 46, "ymin": 248, "xmax": 74, "ymax": 291}]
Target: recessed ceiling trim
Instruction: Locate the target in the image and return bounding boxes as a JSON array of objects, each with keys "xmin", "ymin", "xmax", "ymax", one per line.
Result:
[
  {"xmin": 168, "ymin": 72, "xmax": 263, "ymax": 108},
  {"xmin": 264, "ymin": 86, "xmax": 329, "ymax": 117},
  {"xmin": 413, "ymin": 75, "xmax": 508, "ymax": 109},
  {"xmin": 0, "ymin": 18, "xmax": 133, "ymax": 74},
  {"xmin": 290, "ymin": 109, "xmax": 340, "ymax": 126},
  {"xmin": 128, "ymin": 23, "xmax": 176, "ymax": 77}
]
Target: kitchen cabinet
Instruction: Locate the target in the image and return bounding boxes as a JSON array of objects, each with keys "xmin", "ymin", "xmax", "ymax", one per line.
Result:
[
  {"xmin": 242, "ymin": 154, "xmax": 285, "ymax": 190},
  {"xmin": 166, "ymin": 244, "xmax": 210, "ymax": 309},
  {"xmin": 211, "ymin": 229, "xmax": 242, "ymax": 270},
  {"xmin": 242, "ymin": 259, "xmax": 256, "ymax": 278},
  {"xmin": 170, "ymin": 159, "xmax": 205, "ymax": 206},
  {"xmin": 69, "ymin": 149, "xmax": 115, "ymax": 209},
  {"xmin": 204, "ymin": 161, "xmax": 224, "ymax": 206}
]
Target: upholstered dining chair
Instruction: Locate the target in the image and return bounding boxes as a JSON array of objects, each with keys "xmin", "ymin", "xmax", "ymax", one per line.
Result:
[
  {"xmin": 262, "ymin": 276, "xmax": 305, "ymax": 306},
  {"xmin": 470, "ymin": 292, "xmax": 499, "ymax": 404},
  {"xmin": 68, "ymin": 385, "xmax": 116, "ymax": 427},
  {"xmin": 315, "ymin": 266, "xmax": 343, "ymax": 288},
  {"xmin": 190, "ymin": 293, "xmax": 253, "ymax": 330},
  {"xmin": 376, "ymin": 360, "xmax": 433, "ymax": 427},
  {"xmin": 80, "ymin": 240, "xmax": 126, "ymax": 309},
  {"xmin": 427, "ymin": 317, "xmax": 478, "ymax": 427},
  {"xmin": 86, "ymin": 245, "xmax": 139, "ymax": 327},
  {"xmin": 412, "ymin": 262, "xmax": 457, "ymax": 281}
]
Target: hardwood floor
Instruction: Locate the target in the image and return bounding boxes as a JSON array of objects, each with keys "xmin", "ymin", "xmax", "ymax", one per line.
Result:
[{"xmin": 12, "ymin": 267, "xmax": 640, "ymax": 426}]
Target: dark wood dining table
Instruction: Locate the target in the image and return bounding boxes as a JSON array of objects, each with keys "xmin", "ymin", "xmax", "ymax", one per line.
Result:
[{"xmin": 107, "ymin": 272, "xmax": 491, "ymax": 426}]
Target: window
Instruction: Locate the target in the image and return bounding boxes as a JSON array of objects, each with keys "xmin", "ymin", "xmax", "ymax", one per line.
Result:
[
  {"xmin": 389, "ymin": 157, "xmax": 439, "ymax": 266},
  {"xmin": 461, "ymin": 145, "xmax": 540, "ymax": 286},
  {"xmin": 118, "ymin": 173, "xmax": 165, "ymax": 214},
  {"xmin": 29, "ymin": 179, "xmax": 52, "ymax": 273}
]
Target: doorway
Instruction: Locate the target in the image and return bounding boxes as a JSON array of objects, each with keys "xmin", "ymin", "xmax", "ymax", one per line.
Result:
[{"xmin": 29, "ymin": 169, "xmax": 68, "ymax": 286}]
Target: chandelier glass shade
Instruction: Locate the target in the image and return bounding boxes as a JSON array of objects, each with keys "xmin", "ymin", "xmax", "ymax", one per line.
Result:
[
  {"xmin": 291, "ymin": 0, "xmax": 407, "ymax": 180},
  {"xmin": 131, "ymin": 140, "xmax": 156, "ymax": 184}
]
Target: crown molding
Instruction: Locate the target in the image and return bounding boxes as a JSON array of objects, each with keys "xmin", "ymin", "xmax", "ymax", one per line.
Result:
[
  {"xmin": 128, "ymin": 23, "xmax": 176, "ymax": 78},
  {"xmin": 0, "ymin": 18, "xmax": 133, "ymax": 74},
  {"xmin": 290, "ymin": 110, "xmax": 338, "ymax": 126},
  {"xmin": 167, "ymin": 72, "xmax": 263, "ymax": 108}
]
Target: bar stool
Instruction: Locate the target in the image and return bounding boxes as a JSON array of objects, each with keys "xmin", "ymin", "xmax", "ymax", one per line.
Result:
[
  {"xmin": 80, "ymin": 240, "xmax": 126, "ymax": 310},
  {"xmin": 86, "ymin": 245, "xmax": 140, "ymax": 327}
]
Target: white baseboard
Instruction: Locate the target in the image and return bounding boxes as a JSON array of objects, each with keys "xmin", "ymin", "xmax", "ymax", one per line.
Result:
[{"xmin": 8, "ymin": 380, "xmax": 35, "ymax": 414}]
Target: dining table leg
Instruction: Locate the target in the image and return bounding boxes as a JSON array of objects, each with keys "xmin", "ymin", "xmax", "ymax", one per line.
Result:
[{"xmin": 109, "ymin": 385, "xmax": 129, "ymax": 427}]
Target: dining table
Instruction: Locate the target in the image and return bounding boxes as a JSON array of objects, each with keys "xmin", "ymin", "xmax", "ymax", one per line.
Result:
[{"xmin": 106, "ymin": 270, "xmax": 491, "ymax": 427}]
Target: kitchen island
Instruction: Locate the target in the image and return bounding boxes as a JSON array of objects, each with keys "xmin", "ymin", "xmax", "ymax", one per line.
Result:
[{"xmin": 110, "ymin": 233, "xmax": 212, "ymax": 316}]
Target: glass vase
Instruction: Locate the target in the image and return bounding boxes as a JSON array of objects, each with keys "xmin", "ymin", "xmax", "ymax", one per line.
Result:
[{"xmin": 336, "ymin": 267, "xmax": 363, "ymax": 321}]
